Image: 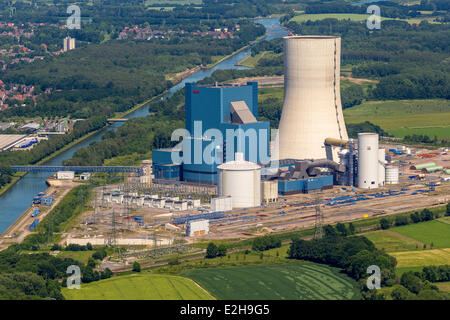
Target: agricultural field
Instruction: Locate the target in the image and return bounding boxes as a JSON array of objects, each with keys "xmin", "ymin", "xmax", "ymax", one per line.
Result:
[
  {"xmin": 145, "ymin": 0, "xmax": 202, "ymax": 5},
  {"xmin": 391, "ymin": 220, "xmax": 450, "ymax": 249},
  {"xmin": 57, "ymin": 251, "xmax": 95, "ymax": 264},
  {"xmin": 237, "ymin": 51, "xmax": 281, "ymax": 68},
  {"xmin": 436, "ymin": 282, "xmax": 450, "ymax": 293},
  {"xmin": 364, "ymin": 230, "xmax": 423, "ymax": 252},
  {"xmin": 289, "ymin": 13, "xmax": 440, "ymax": 25},
  {"xmin": 344, "ymin": 99, "xmax": 450, "ymax": 138},
  {"xmin": 181, "ymin": 262, "xmax": 362, "ymax": 300},
  {"xmin": 62, "ymin": 273, "xmax": 214, "ymax": 300},
  {"xmin": 390, "ymin": 248, "xmax": 450, "ymax": 268}
]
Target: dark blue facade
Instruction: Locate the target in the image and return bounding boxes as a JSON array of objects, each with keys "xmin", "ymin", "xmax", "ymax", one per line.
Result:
[
  {"xmin": 278, "ymin": 175, "xmax": 334, "ymax": 195},
  {"xmin": 153, "ymin": 82, "xmax": 270, "ymax": 184}
]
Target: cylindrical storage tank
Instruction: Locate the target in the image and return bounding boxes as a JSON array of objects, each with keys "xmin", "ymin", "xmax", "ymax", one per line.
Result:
[
  {"xmin": 357, "ymin": 133, "xmax": 379, "ymax": 189},
  {"xmin": 217, "ymin": 153, "xmax": 261, "ymax": 208},
  {"xmin": 385, "ymin": 166, "xmax": 399, "ymax": 184},
  {"xmin": 278, "ymin": 36, "xmax": 348, "ymax": 162},
  {"xmin": 378, "ymin": 148, "xmax": 385, "ymax": 187}
]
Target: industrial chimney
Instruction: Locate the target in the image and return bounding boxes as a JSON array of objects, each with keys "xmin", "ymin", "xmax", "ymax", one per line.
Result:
[{"xmin": 278, "ymin": 36, "xmax": 348, "ymax": 161}]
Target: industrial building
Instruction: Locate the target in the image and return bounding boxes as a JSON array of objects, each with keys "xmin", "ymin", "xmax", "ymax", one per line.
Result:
[
  {"xmin": 150, "ymin": 34, "xmax": 399, "ymax": 211},
  {"xmin": 186, "ymin": 219, "xmax": 209, "ymax": 237},
  {"xmin": 152, "ymin": 82, "xmax": 270, "ymax": 184}
]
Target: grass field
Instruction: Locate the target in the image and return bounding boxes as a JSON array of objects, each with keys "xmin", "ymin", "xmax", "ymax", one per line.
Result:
[
  {"xmin": 364, "ymin": 230, "xmax": 423, "ymax": 252},
  {"xmin": 57, "ymin": 251, "xmax": 94, "ymax": 264},
  {"xmin": 62, "ymin": 273, "xmax": 214, "ymax": 300},
  {"xmin": 237, "ymin": 51, "xmax": 280, "ymax": 68},
  {"xmin": 390, "ymin": 248, "xmax": 450, "ymax": 268},
  {"xmin": 438, "ymin": 216, "xmax": 450, "ymax": 225},
  {"xmin": 344, "ymin": 99, "xmax": 450, "ymax": 138},
  {"xmin": 436, "ymin": 282, "xmax": 450, "ymax": 293},
  {"xmin": 181, "ymin": 262, "xmax": 362, "ymax": 300},
  {"xmin": 289, "ymin": 13, "xmax": 440, "ymax": 25},
  {"xmin": 391, "ymin": 220, "xmax": 450, "ymax": 248}
]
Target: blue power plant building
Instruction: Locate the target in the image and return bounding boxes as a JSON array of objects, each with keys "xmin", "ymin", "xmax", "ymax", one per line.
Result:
[{"xmin": 152, "ymin": 82, "xmax": 271, "ymax": 184}]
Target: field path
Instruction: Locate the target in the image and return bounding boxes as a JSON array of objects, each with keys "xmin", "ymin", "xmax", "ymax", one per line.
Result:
[{"xmin": 385, "ymin": 230, "xmax": 425, "ymax": 247}]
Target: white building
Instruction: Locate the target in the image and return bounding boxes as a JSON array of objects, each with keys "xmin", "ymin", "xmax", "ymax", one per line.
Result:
[
  {"xmin": 186, "ymin": 219, "xmax": 209, "ymax": 237},
  {"xmin": 63, "ymin": 36, "xmax": 76, "ymax": 52},
  {"xmin": 56, "ymin": 171, "xmax": 75, "ymax": 180}
]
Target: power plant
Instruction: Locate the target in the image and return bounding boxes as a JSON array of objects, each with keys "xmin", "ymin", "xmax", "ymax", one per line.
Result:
[
  {"xmin": 277, "ymin": 36, "xmax": 348, "ymax": 162},
  {"xmin": 150, "ymin": 34, "xmax": 399, "ymax": 212}
]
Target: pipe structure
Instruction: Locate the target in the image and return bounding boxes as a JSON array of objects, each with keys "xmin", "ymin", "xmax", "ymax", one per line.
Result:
[{"xmin": 278, "ymin": 36, "xmax": 348, "ymax": 161}]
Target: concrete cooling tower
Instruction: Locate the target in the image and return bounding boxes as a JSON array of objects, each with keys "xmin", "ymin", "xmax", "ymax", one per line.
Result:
[{"xmin": 278, "ymin": 36, "xmax": 348, "ymax": 161}]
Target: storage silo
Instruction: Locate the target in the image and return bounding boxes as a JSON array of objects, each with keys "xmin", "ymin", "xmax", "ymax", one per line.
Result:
[
  {"xmin": 217, "ymin": 153, "xmax": 261, "ymax": 208},
  {"xmin": 378, "ymin": 148, "xmax": 385, "ymax": 187},
  {"xmin": 357, "ymin": 133, "xmax": 379, "ymax": 189},
  {"xmin": 385, "ymin": 166, "xmax": 399, "ymax": 184},
  {"xmin": 278, "ymin": 36, "xmax": 348, "ymax": 161}
]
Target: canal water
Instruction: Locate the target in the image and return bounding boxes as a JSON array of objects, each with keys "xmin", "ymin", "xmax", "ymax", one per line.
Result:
[{"xmin": 0, "ymin": 18, "xmax": 289, "ymax": 234}]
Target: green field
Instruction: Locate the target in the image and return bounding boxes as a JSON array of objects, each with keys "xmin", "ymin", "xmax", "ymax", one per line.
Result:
[
  {"xmin": 344, "ymin": 99, "xmax": 450, "ymax": 138},
  {"xmin": 290, "ymin": 13, "xmax": 439, "ymax": 25},
  {"xmin": 237, "ymin": 51, "xmax": 280, "ymax": 68},
  {"xmin": 436, "ymin": 282, "xmax": 450, "ymax": 293},
  {"xmin": 57, "ymin": 251, "xmax": 95, "ymax": 264},
  {"xmin": 62, "ymin": 274, "xmax": 214, "ymax": 300},
  {"xmin": 145, "ymin": 0, "xmax": 202, "ymax": 5},
  {"xmin": 182, "ymin": 262, "xmax": 362, "ymax": 300},
  {"xmin": 391, "ymin": 220, "xmax": 450, "ymax": 248},
  {"xmin": 390, "ymin": 249, "xmax": 450, "ymax": 268},
  {"xmin": 364, "ymin": 230, "xmax": 424, "ymax": 252}
]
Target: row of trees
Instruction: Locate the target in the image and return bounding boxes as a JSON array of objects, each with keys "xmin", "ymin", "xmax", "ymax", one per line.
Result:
[
  {"xmin": 380, "ymin": 208, "xmax": 445, "ymax": 230},
  {"xmin": 391, "ymin": 268, "xmax": 450, "ymax": 300},
  {"xmin": 287, "ymin": 235, "xmax": 397, "ymax": 289}
]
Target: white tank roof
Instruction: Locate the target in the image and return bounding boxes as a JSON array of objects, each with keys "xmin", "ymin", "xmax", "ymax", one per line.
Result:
[{"xmin": 217, "ymin": 152, "xmax": 260, "ymax": 171}]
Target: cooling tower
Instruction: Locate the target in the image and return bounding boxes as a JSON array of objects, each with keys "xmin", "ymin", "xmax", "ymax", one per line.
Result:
[{"xmin": 278, "ymin": 36, "xmax": 348, "ymax": 161}]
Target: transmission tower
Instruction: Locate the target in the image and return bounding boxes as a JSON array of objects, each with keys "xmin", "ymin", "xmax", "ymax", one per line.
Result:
[{"xmin": 313, "ymin": 198, "xmax": 324, "ymax": 240}]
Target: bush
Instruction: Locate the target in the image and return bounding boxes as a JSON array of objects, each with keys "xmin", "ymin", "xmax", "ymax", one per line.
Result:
[
  {"xmin": 217, "ymin": 245, "xmax": 227, "ymax": 257},
  {"xmin": 168, "ymin": 256, "xmax": 180, "ymax": 265},
  {"xmin": 206, "ymin": 242, "xmax": 218, "ymax": 258},
  {"xmin": 380, "ymin": 218, "xmax": 391, "ymax": 230},
  {"xmin": 252, "ymin": 235, "xmax": 282, "ymax": 251},
  {"xmin": 395, "ymin": 215, "xmax": 409, "ymax": 226},
  {"xmin": 132, "ymin": 262, "xmax": 141, "ymax": 272}
]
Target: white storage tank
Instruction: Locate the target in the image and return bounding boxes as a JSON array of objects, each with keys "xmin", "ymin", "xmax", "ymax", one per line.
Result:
[
  {"xmin": 357, "ymin": 133, "xmax": 379, "ymax": 189},
  {"xmin": 385, "ymin": 166, "xmax": 399, "ymax": 184},
  {"xmin": 378, "ymin": 148, "xmax": 385, "ymax": 187},
  {"xmin": 217, "ymin": 152, "xmax": 261, "ymax": 208}
]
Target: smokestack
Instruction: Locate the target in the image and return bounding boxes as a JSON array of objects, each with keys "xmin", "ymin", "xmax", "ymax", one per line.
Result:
[{"xmin": 278, "ymin": 36, "xmax": 348, "ymax": 161}]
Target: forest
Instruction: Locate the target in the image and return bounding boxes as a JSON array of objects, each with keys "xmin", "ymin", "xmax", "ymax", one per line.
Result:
[{"xmin": 1, "ymin": 21, "xmax": 264, "ymax": 120}]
